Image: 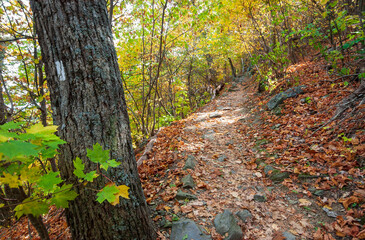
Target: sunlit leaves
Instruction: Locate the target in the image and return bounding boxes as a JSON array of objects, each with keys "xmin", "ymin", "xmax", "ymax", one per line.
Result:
[
  {"xmin": 0, "ymin": 122, "xmax": 67, "ymax": 218},
  {"xmin": 0, "ymin": 172, "xmax": 21, "ymax": 188},
  {"xmin": 14, "ymin": 198, "xmax": 49, "ymax": 218}
]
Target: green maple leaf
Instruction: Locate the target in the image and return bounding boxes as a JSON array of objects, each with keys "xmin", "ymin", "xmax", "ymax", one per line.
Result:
[
  {"xmin": 37, "ymin": 171, "xmax": 62, "ymax": 193},
  {"xmin": 100, "ymin": 159, "xmax": 120, "ymax": 171},
  {"xmin": 50, "ymin": 184, "xmax": 78, "ymax": 208},
  {"xmin": 19, "ymin": 124, "xmax": 61, "ymax": 142},
  {"xmin": 87, "ymin": 143, "xmax": 110, "ymax": 164},
  {"xmin": 84, "ymin": 171, "xmax": 98, "ymax": 182},
  {"xmin": 73, "ymin": 157, "xmax": 86, "ymax": 178},
  {"xmin": 40, "ymin": 146, "xmax": 58, "ymax": 159},
  {"xmin": 14, "ymin": 197, "xmax": 49, "ymax": 218},
  {"xmin": 96, "ymin": 184, "xmax": 119, "ymax": 203},
  {"xmin": 108, "ymin": 159, "xmax": 121, "ymax": 168},
  {"xmin": 0, "ymin": 140, "xmax": 38, "ymax": 159},
  {"xmin": 0, "ymin": 129, "xmax": 17, "ymax": 143},
  {"xmin": 43, "ymin": 139, "xmax": 67, "ymax": 150},
  {"xmin": 0, "ymin": 121, "xmax": 23, "ymax": 131}
]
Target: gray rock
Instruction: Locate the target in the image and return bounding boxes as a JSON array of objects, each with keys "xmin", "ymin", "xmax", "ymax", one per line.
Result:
[
  {"xmin": 176, "ymin": 190, "xmax": 197, "ymax": 200},
  {"xmin": 273, "ymin": 107, "xmax": 282, "ymax": 116},
  {"xmin": 203, "ymin": 130, "xmax": 216, "ymax": 141},
  {"xmin": 267, "ymin": 86, "xmax": 306, "ymax": 110},
  {"xmin": 170, "ymin": 219, "xmax": 211, "ymax": 240},
  {"xmin": 209, "ymin": 112, "xmax": 223, "ymax": 118},
  {"xmin": 264, "ymin": 165, "xmax": 274, "ymax": 175},
  {"xmin": 283, "ymin": 231, "xmax": 296, "ymax": 240},
  {"xmin": 322, "ymin": 207, "xmax": 338, "ymax": 218},
  {"xmin": 256, "ymin": 186, "xmax": 264, "ymax": 192},
  {"xmin": 314, "ymin": 190, "xmax": 324, "ymax": 196},
  {"xmin": 164, "ymin": 220, "xmax": 172, "ymax": 228},
  {"xmin": 182, "ymin": 174, "xmax": 195, "ymax": 189},
  {"xmin": 236, "ymin": 210, "xmax": 252, "ymax": 222},
  {"xmin": 159, "ymin": 218, "xmax": 172, "ymax": 228},
  {"xmin": 217, "ymin": 155, "xmax": 227, "ymax": 162},
  {"xmin": 183, "ymin": 155, "xmax": 196, "ymax": 170},
  {"xmin": 214, "ymin": 210, "xmax": 243, "ymax": 240},
  {"xmin": 269, "ymin": 170, "xmax": 290, "ymax": 182},
  {"xmin": 253, "ymin": 194, "xmax": 266, "ymax": 202}
]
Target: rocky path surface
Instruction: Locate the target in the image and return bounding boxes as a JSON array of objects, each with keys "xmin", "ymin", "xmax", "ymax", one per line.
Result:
[{"xmin": 140, "ymin": 76, "xmax": 315, "ymax": 239}]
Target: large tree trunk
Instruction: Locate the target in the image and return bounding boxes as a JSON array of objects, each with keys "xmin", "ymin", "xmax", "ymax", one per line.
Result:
[{"xmin": 30, "ymin": 1, "xmax": 155, "ymax": 239}]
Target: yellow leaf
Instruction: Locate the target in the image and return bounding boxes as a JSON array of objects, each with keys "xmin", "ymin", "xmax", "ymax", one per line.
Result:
[
  {"xmin": 0, "ymin": 203, "xmax": 4, "ymax": 208},
  {"xmin": 30, "ymin": 139, "xmax": 42, "ymax": 146},
  {"xmin": 298, "ymin": 198, "xmax": 312, "ymax": 206},
  {"xmin": 1, "ymin": 172, "xmax": 20, "ymax": 188},
  {"xmin": 27, "ymin": 123, "xmax": 58, "ymax": 135},
  {"xmin": 111, "ymin": 185, "xmax": 130, "ymax": 206},
  {"xmin": 323, "ymin": 205, "xmax": 332, "ymax": 210}
]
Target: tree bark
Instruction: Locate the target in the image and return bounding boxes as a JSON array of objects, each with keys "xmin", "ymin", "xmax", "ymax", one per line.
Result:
[
  {"xmin": 228, "ymin": 58, "xmax": 236, "ymax": 78},
  {"xmin": 30, "ymin": 1, "xmax": 155, "ymax": 239},
  {"xmin": 0, "ymin": 44, "xmax": 7, "ymax": 125}
]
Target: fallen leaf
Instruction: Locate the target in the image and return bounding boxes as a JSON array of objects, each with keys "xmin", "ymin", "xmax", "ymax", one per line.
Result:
[
  {"xmin": 231, "ymin": 191, "xmax": 239, "ymax": 198},
  {"xmin": 357, "ymin": 229, "xmax": 365, "ymax": 239},
  {"xmin": 173, "ymin": 205, "xmax": 180, "ymax": 213},
  {"xmin": 181, "ymin": 205, "xmax": 193, "ymax": 213},
  {"xmin": 339, "ymin": 196, "xmax": 359, "ymax": 209},
  {"xmin": 272, "ymin": 223, "xmax": 279, "ymax": 231},
  {"xmin": 354, "ymin": 189, "xmax": 365, "ymax": 199},
  {"xmin": 313, "ymin": 228, "xmax": 323, "ymax": 240},
  {"xmin": 299, "ymin": 198, "xmax": 312, "ymax": 206}
]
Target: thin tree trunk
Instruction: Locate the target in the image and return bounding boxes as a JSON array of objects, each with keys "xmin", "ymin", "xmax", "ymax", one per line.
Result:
[
  {"xmin": 30, "ymin": 1, "xmax": 155, "ymax": 239},
  {"xmin": 228, "ymin": 58, "xmax": 237, "ymax": 78}
]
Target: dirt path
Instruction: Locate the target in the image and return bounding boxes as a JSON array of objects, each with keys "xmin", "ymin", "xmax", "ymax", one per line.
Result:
[{"xmin": 141, "ymin": 76, "xmax": 315, "ymax": 239}]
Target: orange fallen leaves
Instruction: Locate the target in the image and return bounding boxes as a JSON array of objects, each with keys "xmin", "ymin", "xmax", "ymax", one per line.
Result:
[{"xmin": 339, "ymin": 196, "xmax": 360, "ymax": 209}]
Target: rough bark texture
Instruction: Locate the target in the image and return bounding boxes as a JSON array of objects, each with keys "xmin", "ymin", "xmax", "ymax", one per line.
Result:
[{"xmin": 30, "ymin": 1, "xmax": 155, "ymax": 239}]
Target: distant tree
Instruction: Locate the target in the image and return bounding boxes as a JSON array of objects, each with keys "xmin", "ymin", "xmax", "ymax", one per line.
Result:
[{"xmin": 30, "ymin": 1, "xmax": 155, "ymax": 239}]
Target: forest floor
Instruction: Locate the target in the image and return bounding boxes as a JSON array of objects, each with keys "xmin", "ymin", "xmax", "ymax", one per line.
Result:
[
  {"xmin": 138, "ymin": 57, "xmax": 364, "ymax": 239},
  {"xmin": 1, "ymin": 56, "xmax": 364, "ymax": 239}
]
